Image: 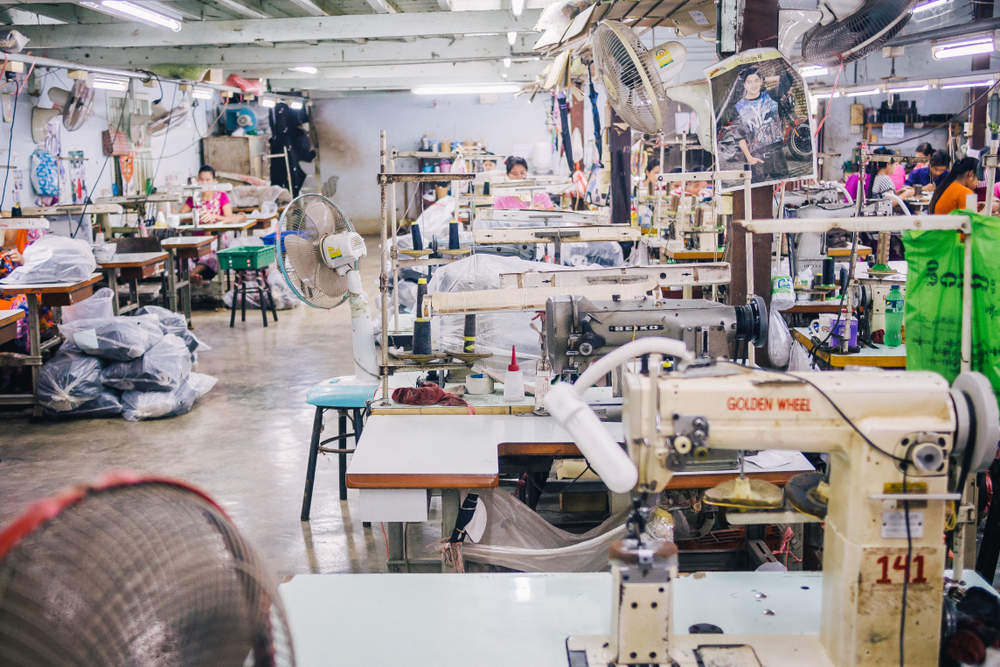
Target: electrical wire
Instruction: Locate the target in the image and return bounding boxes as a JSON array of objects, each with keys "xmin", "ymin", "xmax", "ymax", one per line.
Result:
[{"xmin": 74, "ymin": 83, "xmax": 133, "ymax": 238}]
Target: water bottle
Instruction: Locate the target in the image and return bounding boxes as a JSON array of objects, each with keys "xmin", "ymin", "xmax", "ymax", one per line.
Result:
[{"xmin": 884, "ymin": 286, "xmax": 904, "ymax": 347}]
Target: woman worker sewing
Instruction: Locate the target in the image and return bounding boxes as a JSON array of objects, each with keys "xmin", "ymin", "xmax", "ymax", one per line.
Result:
[
  {"xmin": 494, "ymin": 156, "xmax": 554, "ymax": 210},
  {"xmin": 179, "ymin": 165, "xmax": 238, "ymax": 286},
  {"xmin": 930, "ymin": 157, "xmax": 980, "ymax": 215}
]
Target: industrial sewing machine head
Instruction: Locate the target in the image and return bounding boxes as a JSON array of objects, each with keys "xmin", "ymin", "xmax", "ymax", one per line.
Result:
[
  {"xmin": 544, "ymin": 295, "xmax": 767, "ymax": 381},
  {"xmin": 550, "ymin": 356, "xmax": 999, "ymax": 667}
]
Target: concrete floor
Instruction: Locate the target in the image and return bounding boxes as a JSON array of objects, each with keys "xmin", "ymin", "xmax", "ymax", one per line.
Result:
[{"xmin": 0, "ymin": 240, "xmax": 395, "ymax": 578}]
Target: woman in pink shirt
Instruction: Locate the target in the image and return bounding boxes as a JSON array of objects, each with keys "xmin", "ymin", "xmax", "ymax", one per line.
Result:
[{"xmin": 179, "ymin": 165, "xmax": 238, "ymax": 285}]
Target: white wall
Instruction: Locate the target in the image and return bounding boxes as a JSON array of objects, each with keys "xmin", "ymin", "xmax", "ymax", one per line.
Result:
[
  {"xmin": 0, "ymin": 69, "xmax": 212, "ymax": 237},
  {"xmin": 311, "ymin": 91, "xmax": 556, "ymax": 234}
]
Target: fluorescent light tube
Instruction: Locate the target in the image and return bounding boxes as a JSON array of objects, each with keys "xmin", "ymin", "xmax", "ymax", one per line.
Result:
[
  {"xmin": 887, "ymin": 84, "xmax": 929, "ymax": 93},
  {"xmin": 413, "ymin": 83, "xmax": 520, "ymax": 95},
  {"xmin": 932, "ymin": 37, "xmax": 995, "ymax": 59},
  {"xmin": 289, "ymin": 100, "xmax": 304, "ymax": 110},
  {"xmin": 93, "ymin": 77, "xmax": 128, "ymax": 92},
  {"xmin": 289, "ymin": 66, "xmax": 318, "ymax": 75},
  {"xmin": 812, "ymin": 92, "xmax": 840, "ymax": 99},
  {"xmin": 798, "ymin": 66, "xmax": 828, "ymax": 78},
  {"xmin": 913, "ymin": 0, "xmax": 950, "ymax": 12},
  {"xmin": 260, "ymin": 98, "xmax": 276, "ymax": 108},
  {"xmin": 940, "ymin": 78, "xmax": 996, "ymax": 89},
  {"xmin": 96, "ymin": 0, "xmax": 182, "ymax": 31},
  {"xmin": 192, "ymin": 87, "xmax": 213, "ymax": 100},
  {"xmin": 847, "ymin": 88, "xmax": 882, "ymax": 96}
]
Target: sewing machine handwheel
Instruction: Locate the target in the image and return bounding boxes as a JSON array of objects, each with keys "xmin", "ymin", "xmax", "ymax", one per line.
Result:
[
  {"xmin": 953, "ymin": 372, "xmax": 1000, "ymax": 474},
  {"xmin": 785, "ymin": 472, "xmax": 828, "ymax": 519},
  {"xmin": 734, "ymin": 296, "xmax": 768, "ymax": 348}
]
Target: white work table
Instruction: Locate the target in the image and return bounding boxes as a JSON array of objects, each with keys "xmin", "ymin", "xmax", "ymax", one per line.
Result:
[{"xmin": 281, "ymin": 569, "xmax": 994, "ymax": 667}]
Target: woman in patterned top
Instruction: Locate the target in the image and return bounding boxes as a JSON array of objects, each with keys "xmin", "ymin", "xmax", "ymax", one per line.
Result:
[{"xmin": 179, "ymin": 165, "xmax": 237, "ymax": 286}]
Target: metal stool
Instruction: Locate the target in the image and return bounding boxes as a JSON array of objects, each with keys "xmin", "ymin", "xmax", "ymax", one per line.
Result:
[
  {"xmin": 301, "ymin": 378, "xmax": 378, "ymax": 522},
  {"xmin": 230, "ymin": 268, "xmax": 279, "ymax": 328}
]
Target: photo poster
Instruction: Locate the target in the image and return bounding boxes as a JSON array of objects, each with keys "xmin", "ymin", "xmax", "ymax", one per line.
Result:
[{"xmin": 705, "ymin": 48, "xmax": 816, "ymax": 193}]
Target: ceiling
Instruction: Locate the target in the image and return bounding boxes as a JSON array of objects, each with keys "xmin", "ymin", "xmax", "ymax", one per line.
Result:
[{"xmin": 0, "ymin": 0, "xmax": 555, "ymax": 93}]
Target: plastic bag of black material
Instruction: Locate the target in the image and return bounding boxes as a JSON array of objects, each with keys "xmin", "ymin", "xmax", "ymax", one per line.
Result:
[
  {"xmin": 136, "ymin": 305, "xmax": 187, "ymax": 335},
  {"xmin": 59, "ymin": 316, "xmax": 163, "ymax": 361},
  {"xmin": 101, "ymin": 334, "xmax": 192, "ymax": 392},
  {"xmin": 121, "ymin": 372, "xmax": 217, "ymax": 421},
  {"xmin": 37, "ymin": 347, "xmax": 104, "ymax": 412},
  {"xmin": 45, "ymin": 390, "xmax": 123, "ymax": 419}
]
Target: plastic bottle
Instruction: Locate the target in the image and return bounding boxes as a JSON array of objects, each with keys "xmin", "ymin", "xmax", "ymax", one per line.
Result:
[
  {"xmin": 503, "ymin": 346, "xmax": 525, "ymax": 402},
  {"xmin": 884, "ymin": 286, "xmax": 904, "ymax": 348}
]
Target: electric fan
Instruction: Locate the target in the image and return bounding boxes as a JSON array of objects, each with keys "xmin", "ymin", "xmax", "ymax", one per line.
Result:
[
  {"xmin": 0, "ymin": 471, "xmax": 295, "ymax": 667},
  {"xmin": 592, "ymin": 20, "xmax": 714, "ymax": 152},
  {"xmin": 801, "ymin": 0, "xmax": 917, "ymax": 67},
  {"xmin": 31, "ymin": 81, "xmax": 95, "ymax": 141},
  {"xmin": 277, "ymin": 193, "xmax": 379, "ymax": 384},
  {"xmin": 147, "ymin": 97, "xmax": 191, "ymax": 136}
]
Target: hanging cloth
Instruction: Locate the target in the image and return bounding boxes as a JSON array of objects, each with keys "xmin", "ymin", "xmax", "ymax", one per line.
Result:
[
  {"xmin": 588, "ymin": 69, "xmax": 603, "ymax": 165},
  {"xmin": 557, "ymin": 93, "xmax": 574, "ymax": 173}
]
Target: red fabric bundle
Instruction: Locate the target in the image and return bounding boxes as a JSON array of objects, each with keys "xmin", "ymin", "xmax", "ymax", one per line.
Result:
[{"xmin": 391, "ymin": 382, "xmax": 474, "ymax": 413}]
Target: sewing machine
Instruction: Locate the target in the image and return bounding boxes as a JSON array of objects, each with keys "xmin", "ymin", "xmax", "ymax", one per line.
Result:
[
  {"xmin": 551, "ymin": 362, "xmax": 999, "ymax": 667},
  {"xmin": 544, "ymin": 295, "xmax": 767, "ymax": 380}
]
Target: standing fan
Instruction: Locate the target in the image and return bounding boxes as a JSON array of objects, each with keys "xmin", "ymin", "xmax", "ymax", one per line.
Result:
[
  {"xmin": 801, "ymin": 0, "xmax": 917, "ymax": 66},
  {"xmin": 592, "ymin": 20, "xmax": 714, "ymax": 151},
  {"xmin": 0, "ymin": 472, "xmax": 295, "ymax": 667},
  {"xmin": 277, "ymin": 193, "xmax": 379, "ymax": 385}
]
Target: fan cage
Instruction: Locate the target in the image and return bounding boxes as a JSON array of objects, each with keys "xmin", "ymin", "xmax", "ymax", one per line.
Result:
[
  {"xmin": 0, "ymin": 472, "xmax": 295, "ymax": 667},
  {"xmin": 276, "ymin": 193, "xmax": 356, "ymax": 310},
  {"xmin": 801, "ymin": 0, "xmax": 916, "ymax": 66},
  {"xmin": 593, "ymin": 21, "xmax": 666, "ymax": 134}
]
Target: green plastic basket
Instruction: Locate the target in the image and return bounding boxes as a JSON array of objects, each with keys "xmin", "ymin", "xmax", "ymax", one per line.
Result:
[{"xmin": 218, "ymin": 245, "xmax": 275, "ymax": 270}]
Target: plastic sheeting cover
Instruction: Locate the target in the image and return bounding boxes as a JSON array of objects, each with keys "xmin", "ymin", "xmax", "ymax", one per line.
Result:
[
  {"xmin": 459, "ymin": 488, "xmax": 629, "ymax": 573},
  {"xmin": 121, "ymin": 372, "xmax": 217, "ymax": 421},
  {"xmin": 101, "ymin": 334, "xmax": 193, "ymax": 392},
  {"xmin": 59, "ymin": 316, "xmax": 164, "ymax": 361},
  {"xmin": 0, "ymin": 235, "xmax": 96, "ymax": 284},
  {"xmin": 37, "ymin": 346, "xmax": 104, "ymax": 412}
]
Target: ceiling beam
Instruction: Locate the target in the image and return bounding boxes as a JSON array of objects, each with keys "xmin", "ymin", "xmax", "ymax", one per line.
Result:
[
  {"xmin": 16, "ymin": 9, "xmax": 543, "ymax": 48},
  {"xmin": 43, "ymin": 34, "xmax": 538, "ymax": 68},
  {"xmin": 211, "ymin": 0, "xmax": 270, "ymax": 19},
  {"xmin": 12, "ymin": 3, "xmax": 118, "ymax": 23}
]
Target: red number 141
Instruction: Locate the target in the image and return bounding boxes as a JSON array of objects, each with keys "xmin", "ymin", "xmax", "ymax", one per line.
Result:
[{"xmin": 876, "ymin": 555, "xmax": 927, "ymax": 584}]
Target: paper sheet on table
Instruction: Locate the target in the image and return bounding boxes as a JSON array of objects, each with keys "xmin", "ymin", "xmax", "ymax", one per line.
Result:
[{"xmin": 744, "ymin": 450, "xmax": 796, "ymax": 469}]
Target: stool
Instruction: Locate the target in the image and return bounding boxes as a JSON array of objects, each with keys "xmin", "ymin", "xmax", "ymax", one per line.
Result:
[
  {"xmin": 301, "ymin": 377, "xmax": 379, "ymax": 522},
  {"xmin": 230, "ymin": 268, "xmax": 279, "ymax": 328}
]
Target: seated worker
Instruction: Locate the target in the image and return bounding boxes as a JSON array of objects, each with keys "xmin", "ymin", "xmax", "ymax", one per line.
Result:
[
  {"xmin": 931, "ymin": 157, "xmax": 980, "ymax": 215},
  {"xmin": 899, "ymin": 150, "xmax": 950, "ymax": 199},
  {"xmin": 913, "ymin": 142, "xmax": 934, "ymax": 170},
  {"xmin": 493, "ymin": 156, "xmax": 554, "ymax": 210},
  {"xmin": 179, "ymin": 164, "xmax": 238, "ymax": 286},
  {"xmin": 641, "ymin": 157, "xmax": 661, "ymax": 192},
  {"xmin": 865, "ymin": 148, "xmax": 898, "ymax": 199},
  {"xmin": 670, "ymin": 164, "xmax": 711, "ymax": 198},
  {"xmin": 481, "ymin": 152, "xmax": 497, "ymax": 172}
]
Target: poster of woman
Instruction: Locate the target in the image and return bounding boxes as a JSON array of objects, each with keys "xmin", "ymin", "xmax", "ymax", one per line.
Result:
[{"xmin": 706, "ymin": 48, "xmax": 816, "ymax": 192}]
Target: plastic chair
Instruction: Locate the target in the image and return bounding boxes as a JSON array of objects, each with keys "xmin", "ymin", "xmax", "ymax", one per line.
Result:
[{"xmin": 300, "ymin": 377, "xmax": 378, "ymax": 521}]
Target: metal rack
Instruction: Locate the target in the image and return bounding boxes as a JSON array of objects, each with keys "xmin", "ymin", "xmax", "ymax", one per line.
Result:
[{"xmin": 377, "ymin": 131, "xmax": 479, "ymax": 404}]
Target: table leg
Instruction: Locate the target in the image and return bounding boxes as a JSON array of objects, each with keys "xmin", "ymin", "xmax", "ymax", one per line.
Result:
[
  {"xmin": 107, "ymin": 269, "xmax": 120, "ymax": 316},
  {"xmin": 165, "ymin": 249, "xmax": 178, "ymax": 313},
  {"xmin": 180, "ymin": 259, "xmax": 193, "ymax": 329},
  {"xmin": 27, "ymin": 293, "xmax": 41, "ymax": 418},
  {"xmin": 301, "ymin": 406, "xmax": 324, "ymax": 521},
  {"xmin": 386, "ymin": 522, "xmax": 406, "ymax": 571},
  {"xmin": 259, "ymin": 272, "xmax": 269, "ymax": 328},
  {"xmin": 128, "ymin": 278, "xmax": 138, "ymax": 312}
]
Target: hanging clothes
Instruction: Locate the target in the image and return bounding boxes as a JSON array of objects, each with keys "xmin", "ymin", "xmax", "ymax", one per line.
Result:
[
  {"xmin": 557, "ymin": 93, "xmax": 574, "ymax": 173},
  {"xmin": 588, "ymin": 69, "xmax": 602, "ymax": 165},
  {"xmin": 268, "ymin": 103, "xmax": 316, "ymax": 197}
]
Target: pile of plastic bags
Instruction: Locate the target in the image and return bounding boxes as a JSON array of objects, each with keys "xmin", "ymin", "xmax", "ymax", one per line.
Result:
[
  {"xmin": 0, "ymin": 235, "xmax": 96, "ymax": 285},
  {"xmin": 40, "ymin": 298, "xmax": 216, "ymax": 420}
]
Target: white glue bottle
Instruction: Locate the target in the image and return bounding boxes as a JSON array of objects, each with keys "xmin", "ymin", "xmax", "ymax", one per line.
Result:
[{"xmin": 504, "ymin": 345, "xmax": 525, "ymax": 402}]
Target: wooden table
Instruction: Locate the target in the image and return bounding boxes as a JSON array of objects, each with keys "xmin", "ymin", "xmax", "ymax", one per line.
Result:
[
  {"xmin": 0, "ymin": 309, "xmax": 25, "ymax": 346},
  {"xmin": 347, "ymin": 414, "xmax": 812, "ymax": 571},
  {"xmin": 160, "ymin": 236, "xmax": 216, "ymax": 327},
  {"xmin": 664, "ymin": 248, "xmax": 725, "ymax": 262},
  {"xmin": 791, "ymin": 327, "xmax": 906, "ymax": 369},
  {"xmin": 97, "ymin": 252, "xmax": 168, "ymax": 316},
  {"xmin": 175, "ymin": 220, "xmax": 257, "ymax": 248},
  {"xmin": 0, "ymin": 274, "xmax": 102, "ymax": 416},
  {"xmin": 827, "ymin": 245, "xmax": 871, "ymax": 258},
  {"xmin": 783, "ymin": 302, "xmax": 840, "ymax": 315}
]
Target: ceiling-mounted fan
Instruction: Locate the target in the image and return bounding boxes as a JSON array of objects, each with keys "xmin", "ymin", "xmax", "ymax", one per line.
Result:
[{"xmin": 31, "ymin": 80, "xmax": 96, "ymax": 143}]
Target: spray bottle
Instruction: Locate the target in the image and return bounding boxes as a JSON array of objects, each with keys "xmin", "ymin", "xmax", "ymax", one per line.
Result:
[{"xmin": 503, "ymin": 346, "xmax": 525, "ymax": 402}]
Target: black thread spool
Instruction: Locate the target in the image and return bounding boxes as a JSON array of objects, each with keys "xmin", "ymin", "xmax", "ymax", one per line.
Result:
[
  {"xmin": 821, "ymin": 257, "xmax": 835, "ymax": 288},
  {"xmin": 449, "ymin": 220, "xmax": 460, "ymax": 250},
  {"xmin": 413, "ymin": 278, "xmax": 432, "ymax": 355},
  {"xmin": 463, "ymin": 314, "xmax": 476, "ymax": 354},
  {"xmin": 411, "ymin": 222, "xmax": 423, "ymax": 251}
]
